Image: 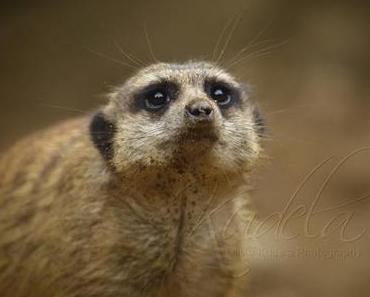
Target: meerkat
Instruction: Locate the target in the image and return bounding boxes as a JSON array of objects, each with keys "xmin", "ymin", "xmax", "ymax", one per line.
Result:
[{"xmin": 0, "ymin": 61, "xmax": 264, "ymax": 297}]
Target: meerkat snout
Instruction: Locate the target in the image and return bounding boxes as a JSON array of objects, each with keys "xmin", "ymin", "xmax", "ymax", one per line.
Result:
[{"xmin": 185, "ymin": 99, "xmax": 215, "ymax": 123}]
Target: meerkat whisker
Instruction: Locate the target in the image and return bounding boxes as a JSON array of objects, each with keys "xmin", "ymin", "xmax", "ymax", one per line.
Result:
[{"xmin": 113, "ymin": 40, "xmax": 146, "ymax": 68}]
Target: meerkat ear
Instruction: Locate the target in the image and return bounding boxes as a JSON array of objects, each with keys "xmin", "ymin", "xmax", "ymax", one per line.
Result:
[
  {"xmin": 252, "ymin": 106, "xmax": 265, "ymax": 137},
  {"xmin": 90, "ymin": 110, "xmax": 116, "ymax": 161}
]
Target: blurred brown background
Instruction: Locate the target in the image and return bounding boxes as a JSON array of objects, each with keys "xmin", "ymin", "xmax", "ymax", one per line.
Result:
[{"xmin": 1, "ymin": 0, "xmax": 370, "ymax": 296}]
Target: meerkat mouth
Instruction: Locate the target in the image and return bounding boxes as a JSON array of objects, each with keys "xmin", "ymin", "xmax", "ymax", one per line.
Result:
[
  {"xmin": 178, "ymin": 125, "xmax": 219, "ymax": 143},
  {"xmin": 178, "ymin": 132, "xmax": 218, "ymax": 145}
]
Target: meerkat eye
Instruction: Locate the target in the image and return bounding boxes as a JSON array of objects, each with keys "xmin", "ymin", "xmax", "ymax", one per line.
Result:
[
  {"xmin": 144, "ymin": 88, "xmax": 170, "ymax": 110},
  {"xmin": 206, "ymin": 82, "xmax": 235, "ymax": 108},
  {"xmin": 137, "ymin": 82, "xmax": 178, "ymax": 112}
]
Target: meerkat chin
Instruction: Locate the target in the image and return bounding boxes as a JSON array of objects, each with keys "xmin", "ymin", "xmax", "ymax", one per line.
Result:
[{"xmin": 0, "ymin": 61, "xmax": 264, "ymax": 297}]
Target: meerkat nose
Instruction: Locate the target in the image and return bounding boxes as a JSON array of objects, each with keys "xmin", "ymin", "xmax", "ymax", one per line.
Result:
[{"xmin": 185, "ymin": 99, "xmax": 214, "ymax": 123}]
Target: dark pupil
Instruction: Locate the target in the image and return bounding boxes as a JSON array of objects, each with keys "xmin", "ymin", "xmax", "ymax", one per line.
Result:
[
  {"xmin": 213, "ymin": 87, "xmax": 229, "ymax": 103},
  {"xmin": 147, "ymin": 90, "xmax": 167, "ymax": 107},
  {"xmin": 154, "ymin": 91, "xmax": 164, "ymax": 100}
]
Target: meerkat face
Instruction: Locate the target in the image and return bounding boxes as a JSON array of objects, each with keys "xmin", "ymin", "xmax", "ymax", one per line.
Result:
[{"xmin": 91, "ymin": 62, "xmax": 264, "ymax": 174}]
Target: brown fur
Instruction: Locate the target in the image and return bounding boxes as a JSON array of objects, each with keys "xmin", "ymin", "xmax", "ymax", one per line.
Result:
[{"xmin": 0, "ymin": 62, "xmax": 263, "ymax": 297}]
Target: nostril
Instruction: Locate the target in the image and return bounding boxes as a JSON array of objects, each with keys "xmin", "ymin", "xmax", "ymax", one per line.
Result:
[
  {"xmin": 186, "ymin": 101, "xmax": 214, "ymax": 119},
  {"xmin": 201, "ymin": 106, "xmax": 213, "ymax": 115},
  {"xmin": 189, "ymin": 107, "xmax": 200, "ymax": 117}
]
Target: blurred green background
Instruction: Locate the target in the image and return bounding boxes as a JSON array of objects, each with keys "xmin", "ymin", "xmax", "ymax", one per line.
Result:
[{"xmin": 1, "ymin": 1, "xmax": 370, "ymax": 296}]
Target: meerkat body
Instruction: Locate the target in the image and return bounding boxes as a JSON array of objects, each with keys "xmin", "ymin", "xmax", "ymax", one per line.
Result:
[{"xmin": 0, "ymin": 62, "xmax": 264, "ymax": 297}]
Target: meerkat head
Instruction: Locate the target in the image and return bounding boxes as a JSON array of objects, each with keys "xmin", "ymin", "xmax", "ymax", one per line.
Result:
[{"xmin": 90, "ymin": 62, "xmax": 264, "ymax": 176}]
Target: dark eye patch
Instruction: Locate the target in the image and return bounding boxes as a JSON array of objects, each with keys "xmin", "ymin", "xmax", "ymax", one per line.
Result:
[
  {"xmin": 204, "ymin": 79, "xmax": 241, "ymax": 114},
  {"xmin": 132, "ymin": 81, "xmax": 179, "ymax": 114}
]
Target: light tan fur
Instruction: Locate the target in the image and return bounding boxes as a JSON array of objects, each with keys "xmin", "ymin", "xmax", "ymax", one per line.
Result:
[{"xmin": 0, "ymin": 62, "xmax": 263, "ymax": 297}]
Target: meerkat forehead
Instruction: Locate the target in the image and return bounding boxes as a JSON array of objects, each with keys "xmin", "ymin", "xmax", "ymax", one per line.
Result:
[{"xmin": 124, "ymin": 61, "xmax": 239, "ymax": 91}]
